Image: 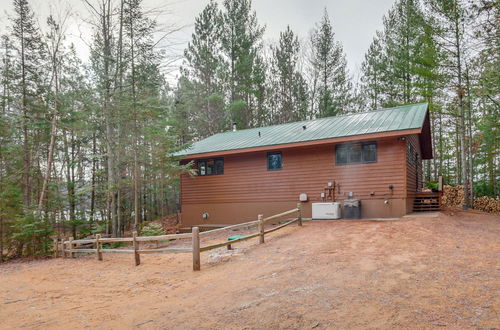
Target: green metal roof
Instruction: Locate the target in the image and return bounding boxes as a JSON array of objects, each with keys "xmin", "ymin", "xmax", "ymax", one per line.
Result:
[{"xmin": 176, "ymin": 103, "xmax": 428, "ymax": 157}]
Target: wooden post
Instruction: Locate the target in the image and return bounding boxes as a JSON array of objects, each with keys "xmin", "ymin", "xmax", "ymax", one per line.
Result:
[
  {"xmin": 133, "ymin": 231, "xmax": 140, "ymax": 266},
  {"xmin": 62, "ymin": 238, "xmax": 66, "ymax": 258},
  {"xmin": 53, "ymin": 238, "xmax": 58, "ymax": 258},
  {"xmin": 258, "ymin": 214, "xmax": 264, "ymax": 244},
  {"xmin": 69, "ymin": 237, "xmax": 74, "ymax": 258},
  {"xmin": 192, "ymin": 227, "xmax": 200, "ymax": 271},
  {"xmin": 297, "ymin": 202, "xmax": 302, "ymax": 226},
  {"xmin": 96, "ymin": 234, "xmax": 103, "ymax": 261}
]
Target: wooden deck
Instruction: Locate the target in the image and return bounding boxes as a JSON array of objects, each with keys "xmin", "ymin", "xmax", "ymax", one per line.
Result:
[{"xmin": 413, "ymin": 192, "xmax": 442, "ymax": 212}]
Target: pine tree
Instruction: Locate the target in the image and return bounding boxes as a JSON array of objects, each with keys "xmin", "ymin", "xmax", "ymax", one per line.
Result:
[
  {"xmin": 309, "ymin": 9, "xmax": 352, "ymax": 117},
  {"xmin": 10, "ymin": 0, "xmax": 47, "ymax": 208},
  {"xmin": 360, "ymin": 32, "xmax": 386, "ymax": 110},
  {"xmin": 427, "ymin": 0, "xmax": 473, "ymax": 207},
  {"xmin": 182, "ymin": 0, "xmax": 226, "ymax": 137},
  {"xmin": 268, "ymin": 26, "xmax": 309, "ymax": 124},
  {"xmin": 469, "ymin": 0, "xmax": 499, "ymax": 197},
  {"xmin": 87, "ymin": 0, "xmax": 120, "ymax": 236},
  {"xmin": 220, "ymin": 0, "xmax": 265, "ymax": 128},
  {"xmin": 382, "ymin": 0, "xmax": 428, "ymax": 104}
]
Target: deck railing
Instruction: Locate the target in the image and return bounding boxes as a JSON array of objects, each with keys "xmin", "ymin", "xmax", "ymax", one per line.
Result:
[{"xmin": 55, "ymin": 203, "xmax": 303, "ymax": 271}]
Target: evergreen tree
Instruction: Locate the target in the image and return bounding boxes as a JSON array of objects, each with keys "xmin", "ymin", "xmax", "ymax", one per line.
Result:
[
  {"xmin": 469, "ymin": 0, "xmax": 499, "ymax": 197},
  {"xmin": 268, "ymin": 26, "xmax": 309, "ymax": 124},
  {"xmin": 426, "ymin": 0, "xmax": 474, "ymax": 207},
  {"xmin": 360, "ymin": 32, "xmax": 386, "ymax": 110},
  {"xmin": 182, "ymin": 0, "xmax": 226, "ymax": 137},
  {"xmin": 309, "ymin": 9, "xmax": 352, "ymax": 117},
  {"xmin": 10, "ymin": 0, "xmax": 48, "ymax": 208},
  {"xmin": 220, "ymin": 0, "xmax": 266, "ymax": 128},
  {"xmin": 382, "ymin": 0, "xmax": 428, "ymax": 105}
]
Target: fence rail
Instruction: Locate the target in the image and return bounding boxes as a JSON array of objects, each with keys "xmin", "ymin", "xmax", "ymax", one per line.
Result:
[{"xmin": 54, "ymin": 203, "xmax": 303, "ymax": 271}]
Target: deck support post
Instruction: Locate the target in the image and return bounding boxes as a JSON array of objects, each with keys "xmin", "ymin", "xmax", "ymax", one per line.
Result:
[
  {"xmin": 258, "ymin": 214, "xmax": 264, "ymax": 244},
  {"xmin": 192, "ymin": 227, "xmax": 200, "ymax": 271},
  {"xmin": 133, "ymin": 231, "xmax": 140, "ymax": 266},
  {"xmin": 297, "ymin": 203, "xmax": 302, "ymax": 226}
]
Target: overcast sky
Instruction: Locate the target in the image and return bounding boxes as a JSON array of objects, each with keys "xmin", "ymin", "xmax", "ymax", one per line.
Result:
[{"xmin": 0, "ymin": 0, "xmax": 396, "ymax": 80}]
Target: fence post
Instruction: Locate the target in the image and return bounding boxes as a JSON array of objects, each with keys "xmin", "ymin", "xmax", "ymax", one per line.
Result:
[
  {"xmin": 133, "ymin": 231, "xmax": 140, "ymax": 266},
  {"xmin": 53, "ymin": 238, "xmax": 58, "ymax": 258},
  {"xmin": 69, "ymin": 237, "xmax": 74, "ymax": 258},
  {"xmin": 192, "ymin": 227, "xmax": 200, "ymax": 271},
  {"xmin": 62, "ymin": 237, "xmax": 66, "ymax": 258},
  {"xmin": 258, "ymin": 214, "xmax": 264, "ymax": 244},
  {"xmin": 297, "ymin": 202, "xmax": 302, "ymax": 226},
  {"xmin": 96, "ymin": 234, "xmax": 103, "ymax": 261}
]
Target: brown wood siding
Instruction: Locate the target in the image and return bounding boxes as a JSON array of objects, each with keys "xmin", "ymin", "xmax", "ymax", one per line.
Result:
[
  {"xmin": 181, "ymin": 137, "xmax": 407, "ymax": 205},
  {"xmin": 406, "ymin": 134, "xmax": 423, "ymax": 197}
]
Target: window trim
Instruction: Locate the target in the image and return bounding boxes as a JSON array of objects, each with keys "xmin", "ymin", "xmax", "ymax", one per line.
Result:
[
  {"xmin": 335, "ymin": 141, "xmax": 378, "ymax": 166},
  {"xmin": 197, "ymin": 157, "xmax": 224, "ymax": 176},
  {"xmin": 267, "ymin": 151, "xmax": 282, "ymax": 171}
]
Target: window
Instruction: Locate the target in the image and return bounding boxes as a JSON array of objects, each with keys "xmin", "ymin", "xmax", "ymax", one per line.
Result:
[
  {"xmin": 197, "ymin": 158, "xmax": 224, "ymax": 176},
  {"xmin": 335, "ymin": 142, "xmax": 377, "ymax": 165},
  {"xmin": 267, "ymin": 152, "xmax": 282, "ymax": 170}
]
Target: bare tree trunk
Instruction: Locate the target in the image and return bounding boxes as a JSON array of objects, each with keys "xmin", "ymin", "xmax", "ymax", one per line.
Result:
[
  {"xmin": 465, "ymin": 65, "xmax": 474, "ymax": 203},
  {"xmin": 90, "ymin": 132, "xmax": 96, "ymax": 227},
  {"xmin": 38, "ymin": 12, "xmax": 68, "ymax": 214},
  {"xmin": 438, "ymin": 109, "xmax": 443, "ymax": 180},
  {"xmin": 62, "ymin": 131, "xmax": 77, "ymax": 238},
  {"xmin": 98, "ymin": 0, "xmax": 118, "ymax": 237},
  {"xmin": 454, "ymin": 14, "xmax": 470, "ymax": 209},
  {"xmin": 0, "ymin": 149, "xmax": 4, "ymax": 262},
  {"xmin": 38, "ymin": 111, "xmax": 57, "ymax": 211},
  {"xmin": 128, "ymin": 3, "xmax": 140, "ymax": 231},
  {"xmin": 455, "ymin": 126, "xmax": 461, "ymax": 185},
  {"xmin": 19, "ymin": 7, "xmax": 31, "ymax": 208}
]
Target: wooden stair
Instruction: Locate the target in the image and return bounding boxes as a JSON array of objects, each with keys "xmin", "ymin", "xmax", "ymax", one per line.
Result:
[{"xmin": 413, "ymin": 192, "xmax": 441, "ymax": 212}]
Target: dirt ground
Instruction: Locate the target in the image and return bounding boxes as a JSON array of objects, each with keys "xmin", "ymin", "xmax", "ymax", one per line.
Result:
[{"xmin": 1, "ymin": 209, "xmax": 499, "ymax": 329}]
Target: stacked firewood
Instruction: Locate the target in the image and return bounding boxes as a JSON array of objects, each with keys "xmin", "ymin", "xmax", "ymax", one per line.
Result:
[
  {"xmin": 442, "ymin": 185, "xmax": 465, "ymax": 207},
  {"xmin": 473, "ymin": 196, "xmax": 500, "ymax": 213},
  {"xmin": 442, "ymin": 185, "xmax": 500, "ymax": 213}
]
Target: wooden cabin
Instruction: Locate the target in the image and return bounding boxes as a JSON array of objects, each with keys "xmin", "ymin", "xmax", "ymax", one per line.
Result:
[{"xmin": 176, "ymin": 103, "xmax": 433, "ymax": 226}]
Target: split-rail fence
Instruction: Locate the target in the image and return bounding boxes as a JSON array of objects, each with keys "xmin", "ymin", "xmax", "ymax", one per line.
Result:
[{"xmin": 54, "ymin": 203, "xmax": 302, "ymax": 271}]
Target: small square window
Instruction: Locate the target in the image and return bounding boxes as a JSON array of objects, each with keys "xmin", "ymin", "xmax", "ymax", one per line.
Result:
[
  {"xmin": 267, "ymin": 152, "xmax": 282, "ymax": 170},
  {"xmin": 197, "ymin": 158, "xmax": 223, "ymax": 176}
]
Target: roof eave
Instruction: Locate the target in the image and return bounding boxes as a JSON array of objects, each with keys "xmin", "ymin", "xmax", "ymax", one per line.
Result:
[
  {"xmin": 178, "ymin": 128, "xmax": 422, "ymax": 160},
  {"xmin": 419, "ymin": 108, "xmax": 433, "ymax": 160}
]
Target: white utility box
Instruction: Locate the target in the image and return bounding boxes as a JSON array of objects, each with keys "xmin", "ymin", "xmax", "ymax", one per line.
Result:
[{"xmin": 312, "ymin": 202, "xmax": 341, "ymax": 220}]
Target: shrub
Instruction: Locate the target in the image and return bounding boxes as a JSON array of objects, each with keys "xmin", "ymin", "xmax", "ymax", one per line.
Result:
[
  {"xmin": 11, "ymin": 213, "xmax": 54, "ymax": 257},
  {"xmin": 425, "ymin": 181, "xmax": 438, "ymax": 190},
  {"xmin": 140, "ymin": 222, "xmax": 165, "ymax": 236}
]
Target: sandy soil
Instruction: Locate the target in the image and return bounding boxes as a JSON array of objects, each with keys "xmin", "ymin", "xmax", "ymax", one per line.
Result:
[{"xmin": 1, "ymin": 209, "xmax": 499, "ymax": 329}]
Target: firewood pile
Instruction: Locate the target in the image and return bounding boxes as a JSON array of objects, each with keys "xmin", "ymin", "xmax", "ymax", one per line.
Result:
[
  {"xmin": 442, "ymin": 185, "xmax": 500, "ymax": 213},
  {"xmin": 473, "ymin": 196, "xmax": 500, "ymax": 213},
  {"xmin": 442, "ymin": 185, "xmax": 464, "ymax": 207}
]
